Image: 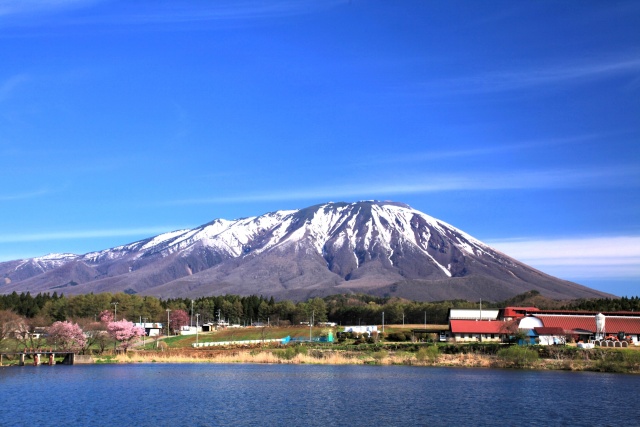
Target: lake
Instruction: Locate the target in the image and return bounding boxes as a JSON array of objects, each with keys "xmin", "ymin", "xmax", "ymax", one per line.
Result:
[{"xmin": 1, "ymin": 364, "xmax": 639, "ymax": 426}]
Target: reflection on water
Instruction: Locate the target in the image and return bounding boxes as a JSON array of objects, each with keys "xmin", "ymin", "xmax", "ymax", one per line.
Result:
[{"xmin": 1, "ymin": 364, "xmax": 639, "ymax": 426}]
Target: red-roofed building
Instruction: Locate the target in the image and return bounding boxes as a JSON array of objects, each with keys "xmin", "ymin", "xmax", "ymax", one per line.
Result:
[
  {"xmin": 532, "ymin": 314, "xmax": 640, "ymax": 344},
  {"xmin": 449, "ymin": 319, "xmax": 507, "ymax": 342},
  {"xmin": 444, "ymin": 307, "xmax": 640, "ymax": 345},
  {"xmin": 501, "ymin": 307, "xmax": 540, "ymax": 320}
]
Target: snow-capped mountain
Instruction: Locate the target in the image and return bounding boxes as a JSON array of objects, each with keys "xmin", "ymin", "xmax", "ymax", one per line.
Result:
[{"xmin": 0, "ymin": 201, "xmax": 610, "ymax": 301}]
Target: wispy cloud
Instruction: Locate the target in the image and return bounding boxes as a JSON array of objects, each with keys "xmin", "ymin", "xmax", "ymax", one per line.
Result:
[
  {"xmin": 0, "ymin": 0, "xmax": 98, "ymax": 17},
  {"xmin": 488, "ymin": 236, "xmax": 640, "ymax": 263},
  {"xmin": 0, "ymin": 74, "xmax": 29, "ymax": 102},
  {"xmin": 360, "ymin": 133, "xmax": 611, "ymax": 167},
  {"xmin": 487, "ymin": 236, "xmax": 640, "ymax": 280},
  {"xmin": 111, "ymin": 1, "xmax": 346, "ymax": 25},
  {"xmin": 0, "ymin": 188, "xmax": 51, "ymax": 201},
  {"xmin": 0, "ymin": 226, "xmax": 188, "ymax": 244},
  {"xmin": 0, "ymin": 0, "xmax": 346, "ymax": 27},
  {"xmin": 164, "ymin": 166, "xmax": 640, "ymax": 206},
  {"xmin": 424, "ymin": 55, "xmax": 640, "ymax": 95}
]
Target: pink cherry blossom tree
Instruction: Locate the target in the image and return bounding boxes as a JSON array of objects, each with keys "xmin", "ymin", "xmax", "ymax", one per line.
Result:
[
  {"xmin": 107, "ymin": 319, "xmax": 145, "ymax": 351},
  {"xmin": 47, "ymin": 321, "xmax": 87, "ymax": 351},
  {"xmin": 99, "ymin": 309, "xmax": 114, "ymax": 323}
]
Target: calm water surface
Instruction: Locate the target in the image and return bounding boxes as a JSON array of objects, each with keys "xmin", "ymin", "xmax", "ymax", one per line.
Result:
[{"xmin": 1, "ymin": 364, "xmax": 639, "ymax": 426}]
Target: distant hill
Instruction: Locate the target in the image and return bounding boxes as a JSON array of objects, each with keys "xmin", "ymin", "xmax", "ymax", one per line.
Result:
[
  {"xmin": 0, "ymin": 201, "xmax": 612, "ymax": 302},
  {"xmin": 495, "ymin": 290, "xmax": 568, "ymax": 309}
]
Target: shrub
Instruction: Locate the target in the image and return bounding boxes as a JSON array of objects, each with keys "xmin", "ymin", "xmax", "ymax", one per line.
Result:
[
  {"xmin": 621, "ymin": 350, "xmax": 640, "ymax": 372},
  {"xmin": 497, "ymin": 345, "xmax": 539, "ymax": 368},
  {"xmin": 388, "ymin": 332, "xmax": 401, "ymax": 341},
  {"xmin": 276, "ymin": 345, "xmax": 308, "ymax": 360},
  {"xmin": 371, "ymin": 350, "xmax": 388, "ymax": 363},
  {"xmin": 415, "ymin": 345, "xmax": 439, "ymax": 364}
]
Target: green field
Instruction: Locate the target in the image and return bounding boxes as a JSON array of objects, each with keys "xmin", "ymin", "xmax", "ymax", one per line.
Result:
[
  {"xmin": 142, "ymin": 324, "xmax": 448, "ymax": 349},
  {"xmin": 142, "ymin": 325, "xmax": 335, "ymax": 349}
]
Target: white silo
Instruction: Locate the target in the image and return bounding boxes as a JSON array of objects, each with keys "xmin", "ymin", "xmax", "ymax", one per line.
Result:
[{"xmin": 595, "ymin": 313, "xmax": 605, "ymax": 339}]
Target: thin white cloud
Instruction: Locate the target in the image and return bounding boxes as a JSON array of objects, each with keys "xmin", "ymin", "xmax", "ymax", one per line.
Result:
[
  {"xmin": 0, "ymin": 74, "xmax": 29, "ymax": 102},
  {"xmin": 487, "ymin": 236, "xmax": 640, "ymax": 261},
  {"xmin": 0, "ymin": 0, "xmax": 98, "ymax": 16},
  {"xmin": 0, "ymin": 252, "xmax": 43, "ymax": 262},
  {"xmin": 0, "ymin": 226, "xmax": 189, "ymax": 244},
  {"xmin": 487, "ymin": 236, "xmax": 640, "ymax": 280},
  {"xmin": 0, "ymin": 0, "xmax": 346, "ymax": 26},
  {"xmin": 112, "ymin": 1, "xmax": 345, "ymax": 24},
  {"xmin": 165, "ymin": 166, "xmax": 640, "ymax": 206},
  {"xmin": 425, "ymin": 55, "xmax": 640, "ymax": 95},
  {"xmin": 360, "ymin": 133, "xmax": 612, "ymax": 167},
  {"xmin": 0, "ymin": 188, "xmax": 50, "ymax": 201}
]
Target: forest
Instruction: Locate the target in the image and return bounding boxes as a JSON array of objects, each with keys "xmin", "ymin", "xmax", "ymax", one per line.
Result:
[{"xmin": 1, "ymin": 290, "xmax": 638, "ymax": 328}]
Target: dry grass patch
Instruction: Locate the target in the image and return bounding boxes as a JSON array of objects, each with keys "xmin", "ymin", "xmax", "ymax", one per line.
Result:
[{"xmin": 111, "ymin": 349, "xmax": 365, "ymax": 365}]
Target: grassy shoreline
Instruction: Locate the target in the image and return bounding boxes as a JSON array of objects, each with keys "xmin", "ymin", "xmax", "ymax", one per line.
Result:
[
  {"xmin": 3, "ymin": 325, "xmax": 639, "ymax": 373},
  {"xmin": 88, "ymin": 345, "xmax": 640, "ymax": 374}
]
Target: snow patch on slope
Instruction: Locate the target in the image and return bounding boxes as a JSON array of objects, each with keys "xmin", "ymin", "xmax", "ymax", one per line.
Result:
[{"xmin": 11, "ymin": 201, "xmax": 498, "ymax": 283}]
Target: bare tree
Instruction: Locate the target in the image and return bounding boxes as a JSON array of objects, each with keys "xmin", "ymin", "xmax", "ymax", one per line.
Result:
[
  {"xmin": 75, "ymin": 317, "xmax": 110, "ymax": 354},
  {"xmin": 0, "ymin": 310, "xmax": 25, "ymax": 350},
  {"xmin": 500, "ymin": 319, "xmax": 527, "ymax": 344},
  {"xmin": 16, "ymin": 314, "xmax": 49, "ymax": 350}
]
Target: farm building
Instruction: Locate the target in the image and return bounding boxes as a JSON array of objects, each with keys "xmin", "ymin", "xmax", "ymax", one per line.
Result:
[
  {"xmin": 343, "ymin": 325, "xmax": 378, "ymax": 335},
  {"xmin": 448, "ymin": 308, "xmax": 500, "ymax": 321},
  {"xmin": 445, "ymin": 307, "xmax": 640, "ymax": 346},
  {"xmin": 533, "ymin": 327, "xmax": 566, "ymax": 346},
  {"xmin": 134, "ymin": 322, "xmax": 163, "ymax": 337},
  {"xmin": 526, "ymin": 311, "xmax": 640, "ymax": 345},
  {"xmin": 448, "ymin": 319, "xmax": 506, "ymax": 342}
]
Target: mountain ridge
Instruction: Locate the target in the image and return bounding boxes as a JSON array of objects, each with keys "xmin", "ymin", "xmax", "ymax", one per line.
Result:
[{"xmin": 0, "ymin": 201, "xmax": 612, "ymax": 301}]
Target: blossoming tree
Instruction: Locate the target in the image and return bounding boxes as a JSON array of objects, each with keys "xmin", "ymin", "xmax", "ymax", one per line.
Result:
[
  {"xmin": 99, "ymin": 309, "xmax": 114, "ymax": 323},
  {"xmin": 47, "ymin": 321, "xmax": 87, "ymax": 351},
  {"xmin": 106, "ymin": 319, "xmax": 145, "ymax": 351}
]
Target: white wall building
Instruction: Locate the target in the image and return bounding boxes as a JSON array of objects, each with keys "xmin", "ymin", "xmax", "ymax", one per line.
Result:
[
  {"xmin": 448, "ymin": 309, "xmax": 500, "ymax": 321},
  {"xmin": 134, "ymin": 322, "xmax": 163, "ymax": 337},
  {"xmin": 343, "ymin": 325, "xmax": 378, "ymax": 335}
]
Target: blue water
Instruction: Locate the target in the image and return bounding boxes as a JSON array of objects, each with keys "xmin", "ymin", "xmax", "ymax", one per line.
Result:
[{"xmin": 1, "ymin": 364, "xmax": 639, "ymax": 426}]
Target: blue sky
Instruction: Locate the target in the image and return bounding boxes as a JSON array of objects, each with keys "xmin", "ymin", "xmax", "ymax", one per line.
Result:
[{"xmin": 1, "ymin": 1, "xmax": 638, "ymax": 297}]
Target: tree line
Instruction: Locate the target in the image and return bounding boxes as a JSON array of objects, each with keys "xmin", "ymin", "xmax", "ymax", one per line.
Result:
[
  {"xmin": 0, "ymin": 291, "xmax": 328, "ymax": 326},
  {"xmin": 562, "ymin": 296, "xmax": 640, "ymax": 312},
  {"xmin": 0, "ymin": 291, "xmax": 484, "ymax": 327},
  {"xmin": 1, "ymin": 290, "xmax": 638, "ymax": 329}
]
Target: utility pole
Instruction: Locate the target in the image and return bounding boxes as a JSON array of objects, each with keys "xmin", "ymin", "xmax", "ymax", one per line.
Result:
[
  {"xmin": 196, "ymin": 313, "xmax": 200, "ymax": 345},
  {"xmin": 382, "ymin": 311, "xmax": 385, "ymax": 333},
  {"xmin": 142, "ymin": 318, "xmax": 147, "ymax": 346},
  {"xmin": 191, "ymin": 300, "xmax": 194, "ymax": 328},
  {"xmin": 166, "ymin": 309, "xmax": 171, "ymax": 336},
  {"xmin": 111, "ymin": 302, "xmax": 118, "ymax": 321}
]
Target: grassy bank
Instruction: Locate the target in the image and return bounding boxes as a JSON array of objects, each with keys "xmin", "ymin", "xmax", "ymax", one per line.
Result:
[
  {"xmin": 5, "ymin": 324, "xmax": 638, "ymax": 374},
  {"xmin": 91, "ymin": 343, "xmax": 640, "ymax": 374}
]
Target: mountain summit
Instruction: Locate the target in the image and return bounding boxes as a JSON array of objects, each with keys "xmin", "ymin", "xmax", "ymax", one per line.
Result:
[{"xmin": 0, "ymin": 201, "xmax": 609, "ymax": 301}]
